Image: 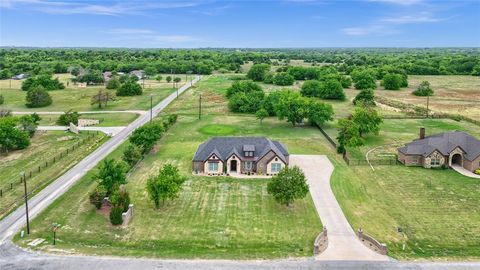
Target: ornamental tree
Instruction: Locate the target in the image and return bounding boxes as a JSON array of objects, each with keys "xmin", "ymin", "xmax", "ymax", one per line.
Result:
[
  {"xmin": 146, "ymin": 164, "xmax": 186, "ymax": 208},
  {"xmin": 267, "ymin": 166, "xmax": 309, "ymax": 206}
]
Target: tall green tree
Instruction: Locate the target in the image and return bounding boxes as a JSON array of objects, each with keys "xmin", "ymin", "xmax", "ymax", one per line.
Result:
[
  {"xmin": 95, "ymin": 159, "xmax": 128, "ymax": 196},
  {"xmin": 336, "ymin": 118, "xmax": 364, "ymax": 153},
  {"xmin": 351, "ymin": 69, "xmax": 377, "ymax": 90},
  {"xmin": 351, "ymin": 106, "xmax": 383, "ymax": 137},
  {"xmin": 19, "ymin": 114, "xmax": 40, "ymax": 137},
  {"xmin": 382, "ymin": 73, "xmax": 403, "ymax": 90},
  {"xmin": 0, "ymin": 117, "xmax": 30, "ymax": 153},
  {"xmin": 274, "ymin": 90, "xmax": 309, "ymax": 126},
  {"xmin": 267, "ymin": 166, "xmax": 309, "ymax": 206},
  {"xmin": 146, "ymin": 164, "xmax": 186, "ymax": 208},
  {"xmin": 117, "ymin": 80, "xmax": 142, "ymax": 96},
  {"xmin": 273, "ymin": 72, "xmax": 295, "ymax": 86},
  {"xmin": 255, "ymin": 108, "xmax": 268, "ymax": 123}
]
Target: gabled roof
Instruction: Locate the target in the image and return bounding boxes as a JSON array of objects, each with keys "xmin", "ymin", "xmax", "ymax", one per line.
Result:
[
  {"xmin": 398, "ymin": 131, "xmax": 480, "ymax": 161},
  {"xmin": 193, "ymin": 137, "xmax": 289, "ymax": 163}
]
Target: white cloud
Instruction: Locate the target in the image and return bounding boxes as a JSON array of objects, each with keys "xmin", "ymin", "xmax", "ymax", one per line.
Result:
[
  {"xmin": 106, "ymin": 28, "xmax": 199, "ymax": 44},
  {"xmin": 341, "ymin": 25, "xmax": 387, "ymax": 36},
  {"xmin": 1, "ymin": 0, "xmax": 202, "ymax": 16},
  {"xmin": 382, "ymin": 12, "xmax": 443, "ymax": 24},
  {"xmin": 367, "ymin": 0, "xmax": 424, "ymax": 6}
]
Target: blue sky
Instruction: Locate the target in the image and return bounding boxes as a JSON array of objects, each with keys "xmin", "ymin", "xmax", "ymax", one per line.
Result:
[{"xmin": 1, "ymin": 0, "xmax": 479, "ymax": 48}]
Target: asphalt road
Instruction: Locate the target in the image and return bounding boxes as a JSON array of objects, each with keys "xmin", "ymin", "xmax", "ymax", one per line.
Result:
[{"xmin": 0, "ymin": 77, "xmax": 201, "ymax": 243}]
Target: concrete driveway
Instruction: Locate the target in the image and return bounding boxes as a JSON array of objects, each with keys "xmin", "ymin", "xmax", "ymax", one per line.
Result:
[
  {"xmin": 289, "ymin": 155, "xmax": 389, "ymax": 261},
  {"xmin": 452, "ymin": 164, "xmax": 480, "ymax": 179}
]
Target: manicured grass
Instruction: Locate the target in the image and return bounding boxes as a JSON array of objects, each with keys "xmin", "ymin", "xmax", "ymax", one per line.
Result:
[
  {"xmin": 331, "ymin": 158, "xmax": 480, "ymax": 260},
  {"xmin": 37, "ymin": 113, "xmax": 139, "ymax": 126},
  {"xmin": 14, "ymin": 76, "xmax": 323, "ymax": 259},
  {"xmin": 0, "ymin": 131, "xmax": 107, "ymax": 218},
  {"xmin": 339, "ymin": 118, "xmax": 480, "ymax": 160}
]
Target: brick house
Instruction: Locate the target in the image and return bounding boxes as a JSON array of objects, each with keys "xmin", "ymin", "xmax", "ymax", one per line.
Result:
[
  {"xmin": 192, "ymin": 137, "xmax": 289, "ymax": 176},
  {"xmin": 398, "ymin": 128, "xmax": 480, "ymax": 172}
]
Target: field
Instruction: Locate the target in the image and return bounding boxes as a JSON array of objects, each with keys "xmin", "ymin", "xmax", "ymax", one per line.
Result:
[
  {"xmin": 0, "ymin": 73, "xmax": 197, "ymax": 112},
  {"xmin": 372, "ymin": 75, "xmax": 480, "ymax": 120},
  {"xmin": 13, "ymin": 74, "xmax": 480, "ymax": 260},
  {"xmin": 14, "ymin": 75, "xmax": 323, "ymax": 259},
  {"xmin": 0, "ymin": 131, "xmax": 107, "ymax": 219}
]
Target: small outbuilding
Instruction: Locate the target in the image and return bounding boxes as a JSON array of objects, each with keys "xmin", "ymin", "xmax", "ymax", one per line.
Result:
[
  {"xmin": 398, "ymin": 128, "xmax": 480, "ymax": 172},
  {"xmin": 192, "ymin": 137, "xmax": 289, "ymax": 176}
]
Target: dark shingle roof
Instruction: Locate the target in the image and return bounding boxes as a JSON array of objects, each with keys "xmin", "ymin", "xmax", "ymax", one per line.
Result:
[
  {"xmin": 398, "ymin": 131, "xmax": 480, "ymax": 161},
  {"xmin": 193, "ymin": 137, "xmax": 289, "ymax": 163}
]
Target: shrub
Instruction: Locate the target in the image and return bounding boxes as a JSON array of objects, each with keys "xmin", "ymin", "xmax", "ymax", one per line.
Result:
[
  {"xmin": 319, "ymin": 79, "xmax": 345, "ymax": 100},
  {"xmin": 382, "ymin": 73, "xmax": 403, "ymax": 90},
  {"xmin": 106, "ymin": 78, "xmax": 121, "ymax": 89},
  {"xmin": 0, "ymin": 94, "xmax": 3, "ymax": 105},
  {"xmin": 247, "ymin": 63, "xmax": 270, "ymax": 81},
  {"xmin": 273, "ymin": 72, "xmax": 295, "ymax": 86},
  {"xmin": 340, "ymin": 76, "xmax": 352, "ymax": 88},
  {"xmin": 301, "ymin": 80, "xmax": 322, "ymax": 97},
  {"xmin": 89, "ymin": 185, "xmax": 106, "ymax": 210},
  {"xmin": 109, "ymin": 206, "xmax": 124, "ymax": 225},
  {"xmin": 263, "ymin": 73, "xmax": 274, "ymax": 84},
  {"xmin": 351, "ymin": 69, "xmax": 377, "ymax": 90},
  {"xmin": 25, "ymin": 86, "xmax": 52, "ymax": 108},
  {"xmin": 0, "ymin": 117, "xmax": 30, "ymax": 152},
  {"xmin": 475, "ymin": 169, "xmax": 480, "ymax": 175},
  {"xmin": 353, "ymin": 89, "xmax": 375, "ymax": 106},
  {"xmin": 57, "ymin": 110, "xmax": 80, "ymax": 125},
  {"xmin": 226, "ymin": 81, "xmax": 262, "ymax": 98},
  {"xmin": 228, "ymin": 91, "xmax": 265, "ymax": 113},
  {"xmin": 116, "ymin": 80, "xmax": 142, "ymax": 96},
  {"xmin": 122, "ymin": 144, "xmax": 143, "ymax": 167},
  {"xmin": 21, "ymin": 74, "xmax": 65, "ymax": 91},
  {"xmin": 412, "ymin": 81, "xmax": 434, "ymax": 96},
  {"xmin": 129, "ymin": 121, "xmax": 164, "ymax": 153},
  {"xmin": 110, "ymin": 186, "xmax": 131, "ymax": 212},
  {"xmin": 162, "ymin": 114, "xmax": 178, "ymax": 129}
]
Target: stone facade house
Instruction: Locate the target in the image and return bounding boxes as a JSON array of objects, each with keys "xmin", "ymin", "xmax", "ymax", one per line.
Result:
[
  {"xmin": 398, "ymin": 128, "xmax": 480, "ymax": 172},
  {"xmin": 192, "ymin": 137, "xmax": 289, "ymax": 176}
]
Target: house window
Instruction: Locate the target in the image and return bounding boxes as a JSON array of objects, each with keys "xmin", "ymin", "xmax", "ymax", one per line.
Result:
[
  {"xmin": 244, "ymin": 151, "xmax": 253, "ymax": 157},
  {"xmin": 412, "ymin": 156, "xmax": 419, "ymax": 164},
  {"xmin": 431, "ymin": 158, "xmax": 441, "ymax": 166},
  {"xmin": 245, "ymin": 161, "xmax": 253, "ymax": 170},
  {"xmin": 271, "ymin": 163, "xmax": 282, "ymax": 173},
  {"xmin": 208, "ymin": 162, "xmax": 218, "ymax": 171}
]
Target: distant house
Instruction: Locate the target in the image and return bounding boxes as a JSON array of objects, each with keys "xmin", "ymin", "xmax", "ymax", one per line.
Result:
[
  {"xmin": 12, "ymin": 74, "xmax": 27, "ymax": 80},
  {"xmin": 192, "ymin": 137, "xmax": 289, "ymax": 176},
  {"xmin": 398, "ymin": 128, "xmax": 480, "ymax": 172},
  {"xmin": 129, "ymin": 70, "xmax": 145, "ymax": 80},
  {"xmin": 102, "ymin": 71, "xmax": 112, "ymax": 82}
]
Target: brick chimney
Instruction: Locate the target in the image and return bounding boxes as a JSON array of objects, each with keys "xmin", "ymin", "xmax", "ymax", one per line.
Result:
[{"xmin": 419, "ymin": 127, "xmax": 425, "ymax": 140}]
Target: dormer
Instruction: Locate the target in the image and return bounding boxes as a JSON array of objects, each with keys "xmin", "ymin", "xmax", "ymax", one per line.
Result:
[{"xmin": 243, "ymin": 145, "xmax": 255, "ymax": 157}]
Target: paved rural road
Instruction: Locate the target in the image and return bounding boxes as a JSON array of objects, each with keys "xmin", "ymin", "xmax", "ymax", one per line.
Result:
[
  {"xmin": 1, "ymin": 241, "xmax": 479, "ymax": 270},
  {"xmin": 0, "ymin": 77, "xmax": 201, "ymax": 243},
  {"xmin": 290, "ymin": 155, "xmax": 389, "ymax": 261},
  {"xmin": 12, "ymin": 110, "xmax": 147, "ymax": 115},
  {"xmin": 37, "ymin": 125, "xmax": 126, "ymax": 136}
]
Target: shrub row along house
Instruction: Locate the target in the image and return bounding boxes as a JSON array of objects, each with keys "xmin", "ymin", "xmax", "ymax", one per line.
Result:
[
  {"xmin": 192, "ymin": 137, "xmax": 289, "ymax": 176},
  {"xmin": 398, "ymin": 128, "xmax": 480, "ymax": 172}
]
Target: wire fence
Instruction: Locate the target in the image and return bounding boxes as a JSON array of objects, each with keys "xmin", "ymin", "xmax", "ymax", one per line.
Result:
[{"xmin": 0, "ymin": 132, "xmax": 104, "ymax": 217}]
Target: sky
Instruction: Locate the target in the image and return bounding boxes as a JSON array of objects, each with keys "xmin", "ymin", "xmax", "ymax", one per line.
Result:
[{"xmin": 0, "ymin": 0, "xmax": 479, "ymax": 48}]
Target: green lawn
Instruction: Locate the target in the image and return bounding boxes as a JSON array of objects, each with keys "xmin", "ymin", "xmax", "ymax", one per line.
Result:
[
  {"xmin": 0, "ymin": 131, "xmax": 107, "ymax": 219},
  {"xmin": 14, "ymin": 76, "xmax": 323, "ymax": 259},
  {"xmin": 323, "ymin": 118, "xmax": 480, "ymax": 160},
  {"xmin": 37, "ymin": 113, "xmax": 139, "ymax": 126},
  {"xmin": 13, "ymin": 74, "xmax": 480, "ymax": 261}
]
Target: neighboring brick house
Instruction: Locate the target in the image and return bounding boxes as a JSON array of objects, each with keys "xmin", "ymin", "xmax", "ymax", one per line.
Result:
[
  {"xmin": 192, "ymin": 137, "xmax": 289, "ymax": 176},
  {"xmin": 398, "ymin": 128, "xmax": 480, "ymax": 172}
]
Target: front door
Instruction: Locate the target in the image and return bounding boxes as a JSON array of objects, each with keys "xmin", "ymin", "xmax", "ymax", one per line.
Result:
[{"xmin": 230, "ymin": 160, "xmax": 237, "ymax": 172}]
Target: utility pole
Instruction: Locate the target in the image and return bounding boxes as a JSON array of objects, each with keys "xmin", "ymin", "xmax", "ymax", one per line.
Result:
[
  {"xmin": 150, "ymin": 94, "xmax": 153, "ymax": 123},
  {"xmin": 426, "ymin": 95, "xmax": 430, "ymax": 118},
  {"xmin": 199, "ymin": 94, "xmax": 202, "ymax": 120},
  {"xmin": 22, "ymin": 172, "xmax": 30, "ymax": 234}
]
